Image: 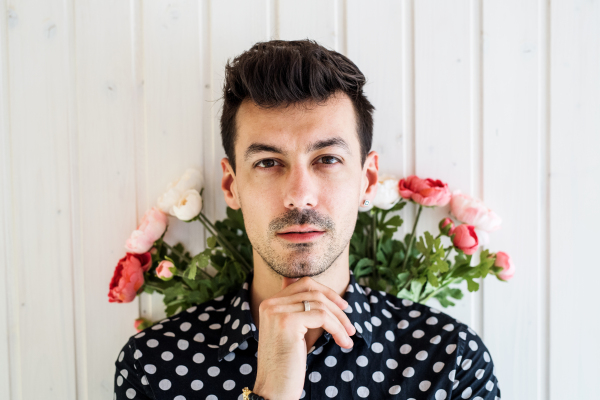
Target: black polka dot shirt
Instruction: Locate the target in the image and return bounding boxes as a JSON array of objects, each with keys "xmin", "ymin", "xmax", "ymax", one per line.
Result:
[{"xmin": 114, "ymin": 270, "xmax": 501, "ymax": 399}]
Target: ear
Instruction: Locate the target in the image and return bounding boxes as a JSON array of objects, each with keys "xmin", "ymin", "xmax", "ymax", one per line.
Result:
[
  {"xmin": 360, "ymin": 150, "xmax": 379, "ymax": 205},
  {"xmin": 221, "ymin": 157, "xmax": 241, "ymax": 210}
]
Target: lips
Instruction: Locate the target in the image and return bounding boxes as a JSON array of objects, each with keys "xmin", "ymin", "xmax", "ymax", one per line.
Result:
[
  {"xmin": 278, "ymin": 225, "xmax": 324, "ymax": 234},
  {"xmin": 277, "ymin": 224, "xmax": 325, "ymax": 244}
]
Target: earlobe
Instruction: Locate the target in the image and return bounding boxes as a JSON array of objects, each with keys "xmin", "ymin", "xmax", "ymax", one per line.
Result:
[{"xmin": 221, "ymin": 158, "xmax": 241, "ymax": 210}]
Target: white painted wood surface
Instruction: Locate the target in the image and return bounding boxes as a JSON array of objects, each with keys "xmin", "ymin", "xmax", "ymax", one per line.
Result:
[{"xmin": 1, "ymin": 1, "xmax": 598, "ymax": 399}]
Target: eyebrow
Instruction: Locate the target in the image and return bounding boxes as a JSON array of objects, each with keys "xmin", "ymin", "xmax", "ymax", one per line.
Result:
[{"xmin": 243, "ymin": 136, "xmax": 351, "ymax": 162}]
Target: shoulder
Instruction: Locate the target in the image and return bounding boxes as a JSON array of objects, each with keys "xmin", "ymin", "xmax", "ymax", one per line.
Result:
[
  {"xmin": 125, "ymin": 289, "xmax": 237, "ymax": 356},
  {"xmin": 363, "ymin": 284, "xmax": 462, "ymax": 333}
]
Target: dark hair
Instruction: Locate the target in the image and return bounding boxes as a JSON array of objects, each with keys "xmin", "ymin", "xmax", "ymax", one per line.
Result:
[{"xmin": 220, "ymin": 39, "xmax": 374, "ymax": 174}]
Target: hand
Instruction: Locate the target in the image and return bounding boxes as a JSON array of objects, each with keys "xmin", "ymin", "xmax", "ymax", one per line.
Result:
[{"xmin": 252, "ymin": 276, "xmax": 356, "ymax": 400}]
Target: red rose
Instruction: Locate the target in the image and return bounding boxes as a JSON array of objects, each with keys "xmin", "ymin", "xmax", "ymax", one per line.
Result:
[
  {"xmin": 451, "ymin": 224, "xmax": 479, "ymax": 255},
  {"xmin": 398, "ymin": 176, "xmax": 451, "ymax": 207},
  {"xmin": 108, "ymin": 252, "xmax": 151, "ymax": 303}
]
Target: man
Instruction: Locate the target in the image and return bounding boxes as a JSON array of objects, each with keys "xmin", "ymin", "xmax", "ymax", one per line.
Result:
[{"xmin": 114, "ymin": 39, "xmax": 501, "ymax": 399}]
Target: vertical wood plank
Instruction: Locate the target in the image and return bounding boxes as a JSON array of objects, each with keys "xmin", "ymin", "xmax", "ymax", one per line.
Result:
[
  {"xmin": 2, "ymin": 0, "xmax": 78, "ymax": 399},
  {"xmin": 549, "ymin": 0, "xmax": 600, "ymax": 398},
  {"xmin": 206, "ymin": 0, "xmax": 270, "ymax": 223},
  {"xmin": 73, "ymin": 0, "xmax": 141, "ymax": 398},
  {"xmin": 278, "ymin": 0, "xmax": 339, "ymax": 50},
  {"xmin": 413, "ymin": 0, "xmax": 479, "ymax": 328},
  {"xmin": 482, "ymin": 0, "xmax": 546, "ymax": 398},
  {"xmin": 139, "ymin": 0, "xmax": 207, "ymax": 323},
  {"xmin": 346, "ymin": 1, "xmax": 416, "ymax": 241},
  {"xmin": 0, "ymin": 1, "xmax": 14, "ymax": 398}
]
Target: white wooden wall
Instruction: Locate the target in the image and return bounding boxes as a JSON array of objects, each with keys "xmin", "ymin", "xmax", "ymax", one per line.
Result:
[{"xmin": 1, "ymin": 0, "xmax": 598, "ymax": 399}]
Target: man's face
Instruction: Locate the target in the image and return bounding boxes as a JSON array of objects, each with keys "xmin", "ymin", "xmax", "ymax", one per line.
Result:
[{"xmin": 221, "ymin": 92, "xmax": 377, "ymax": 279}]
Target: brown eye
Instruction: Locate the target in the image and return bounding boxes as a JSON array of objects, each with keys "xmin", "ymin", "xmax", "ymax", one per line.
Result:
[
  {"xmin": 318, "ymin": 156, "xmax": 341, "ymax": 165},
  {"xmin": 255, "ymin": 159, "xmax": 281, "ymax": 169}
]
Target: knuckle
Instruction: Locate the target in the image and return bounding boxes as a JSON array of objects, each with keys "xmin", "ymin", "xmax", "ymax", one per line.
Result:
[{"xmin": 259, "ymin": 298, "xmax": 273, "ymax": 313}]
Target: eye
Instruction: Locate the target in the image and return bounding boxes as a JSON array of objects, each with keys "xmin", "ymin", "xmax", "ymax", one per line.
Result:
[
  {"xmin": 316, "ymin": 155, "xmax": 342, "ymax": 166},
  {"xmin": 255, "ymin": 159, "xmax": 282, "ymax": 169}
]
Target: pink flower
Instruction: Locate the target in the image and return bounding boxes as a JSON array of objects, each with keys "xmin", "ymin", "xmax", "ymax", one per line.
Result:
[
  {"xmin": 398, "ymin": 176, "xmax": 451, "ymax": 207},
  {"xmin": 156, "ymin": 260, "xmax": 177, "ymax": 281},
  {"xmin": 125, "ymin": 207, "xmax": 169, "ymax": 254},
  {"xmin": 439, "ymin": 217, "xmax": 455, "ymax": 235},
  {"xmin": 108, "ymin": 252, "xmax": 151, "ymax": 303},
  {"xmin": 134, "ymin": 318, "xmax": 145, "ymax": 332},
  {"xmin": 450, "ymin": 191, "xmax": 502, "ymax": 232},
  {"xmin": 495, "ymin": 251, "xmax": 515, "ymax": 281},
  {"xmin": 134, "ymin": 317, "xmax": 152, "ymax": 332},
  {"xmin": 451, "ymin": 224, "xmax": 479, "ymax": 255}
]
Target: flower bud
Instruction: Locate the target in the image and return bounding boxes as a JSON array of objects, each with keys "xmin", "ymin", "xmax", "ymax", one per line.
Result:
[
  {"xmin": 156, "ymin": 260, "xmax": 177, "ymax": 281},
  {"xmin": 439, "ymin": 217, "xmax": 455, "ymax": 235},
  {"xmin": 134, "ymin": 317, "xmax": 153, "ymax": 332},
  {"xmin": 494, "ymin": 251, "xmax": 515, "ymax": 281},
  {"xmin": 451, "ymin": 224, "xmax": 479, "ymax": 255}
]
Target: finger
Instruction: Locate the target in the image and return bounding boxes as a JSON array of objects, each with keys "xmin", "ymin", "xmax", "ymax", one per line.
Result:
[
  {"xmin": 281, "ymin": 276, "xmax": 300, "ymax": 291},
  {"xmin": 301, "ymin": 307, "xmax": 355, "ymax": 349},
  {"xmin": 272, "ymin": 291, "xmax": 355, "ymax": 335},
  {"xmin": 275, "ymin": 276, "xmax": 349, "ymax": 310},
  {"xmin": 267, "ymin": 300, "xmax": 354, "ymax": 348}
]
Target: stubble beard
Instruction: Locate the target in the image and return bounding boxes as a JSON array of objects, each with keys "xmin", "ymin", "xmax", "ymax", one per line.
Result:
[{"xmin": 252, "ymin": 209, "xmax": 350, "ymax": 278}]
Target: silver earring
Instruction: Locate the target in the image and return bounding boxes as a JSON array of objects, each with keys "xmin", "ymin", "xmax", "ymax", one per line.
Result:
[{"xmin": 363, "ymin": 200, "xmax": 370, "ymax": 206}]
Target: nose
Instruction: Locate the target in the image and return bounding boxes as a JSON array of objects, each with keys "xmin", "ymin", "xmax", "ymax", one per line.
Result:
[{"xmin": 283, "ymin": 163, "xmax": 318, "ymax": 210}]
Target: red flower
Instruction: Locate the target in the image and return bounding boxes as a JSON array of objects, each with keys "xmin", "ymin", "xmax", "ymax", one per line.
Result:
[
  {"xmin": 108, "ymin": 252, "xmax": 151, "ymax": 303},
  {"xmin": 398, "ymin": 176, "xmax": 451, "ymax": 207},
  {"xmin": 451, "ymin": 224, "xmax": 479, "ymax": 255}
]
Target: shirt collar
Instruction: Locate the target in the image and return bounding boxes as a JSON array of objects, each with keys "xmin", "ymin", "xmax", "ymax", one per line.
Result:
[{"xmin": 217, "ymin": 269, "xmax": 373, "ymax": 361}]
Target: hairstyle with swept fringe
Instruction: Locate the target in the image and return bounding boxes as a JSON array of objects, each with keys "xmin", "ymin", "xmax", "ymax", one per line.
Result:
[{"xmin": 220, "ymin": 39, "xmax": 375, "ymax": 174}]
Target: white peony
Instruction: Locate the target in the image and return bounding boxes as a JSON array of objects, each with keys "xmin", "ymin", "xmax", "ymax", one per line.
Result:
[
  {"xmin": 372, "ymin": 176, "xmax": 401, "ymax": 210},
  {"xmin": 157, "ymin": 168, "xmax": 203, "ymax": 216},
  {"xmin": 172, "ymin": 189, "xmax": 203, "ymax": 221},
  {"xmin": 359, "ymin": 175, "xmax": 401, "ymax": 212}
]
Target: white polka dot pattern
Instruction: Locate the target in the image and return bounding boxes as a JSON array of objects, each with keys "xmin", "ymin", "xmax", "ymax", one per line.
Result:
[{"xmin": 113, "ymin": 270, "xmax": 501, "ymax": 399}]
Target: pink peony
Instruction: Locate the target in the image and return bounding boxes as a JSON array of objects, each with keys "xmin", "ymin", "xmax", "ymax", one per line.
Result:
[
  {"xmin": 125, "ymin": 207, "xmax": 169, "ymax": 254},
  {"xmin": 451, "ymin": 224, "xmax": 479, "ymax": 255},
  {"xmin": 495, "ymin": 251, "xmax": 515, "ymax": 281},
  {"xmin": 398, "ymin": 176, "xmax": 451, "ymax": 207},
  {"xmin": 108, "ymin": 252, "xmax": 151, "ymax": 303},
  {"xmin": 156, "ymin": 260, "xmax": 177, "ymax": 281},
  {"xmin": 450, "ymin": 191, "xmax": 502, "ymax": 232}
]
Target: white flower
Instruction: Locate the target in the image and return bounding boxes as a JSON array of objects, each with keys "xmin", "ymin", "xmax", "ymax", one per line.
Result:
[
  {"xmin": 358, "ymin": 175, "xmax": 401, "ymax": 212},
  {"xmin": 157, "ymin": 168, "xmax": 203, "ymax": 216},
  {"xmin": 172, "ymin": 189, "xmax": 203, "ymax": 221},
  {"xmin": 372, "ymin": 176, "xmax": 401, "ymax": 210}
]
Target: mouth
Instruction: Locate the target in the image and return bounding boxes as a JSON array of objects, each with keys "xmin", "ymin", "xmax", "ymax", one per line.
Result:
[{"xmin": 277, "ymin": 224, "xmax": 326, "ymax": 242}]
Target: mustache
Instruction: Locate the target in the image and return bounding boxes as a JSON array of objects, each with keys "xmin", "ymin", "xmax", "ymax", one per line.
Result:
[{"xmin": 269, "ymin": 209, "xmax": 334, "ymax": 233}]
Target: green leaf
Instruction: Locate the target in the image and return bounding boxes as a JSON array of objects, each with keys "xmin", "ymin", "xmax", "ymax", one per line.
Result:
[
  {"xmin": 466, "ymin": 278, "xmax": 479, "ymax": 292},
  {"xmin": 207, "ymin": 236, "xmax": 217, "ymax": 248}
]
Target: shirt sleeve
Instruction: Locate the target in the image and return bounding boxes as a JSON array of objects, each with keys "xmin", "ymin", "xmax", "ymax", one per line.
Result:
[
  {"xmin": 114, "ymin": 336, "xmax": 156, "ymax": 400},
  {"xmin": 451, "ymin": 324, "xmax": 501, "ymax": 400}
]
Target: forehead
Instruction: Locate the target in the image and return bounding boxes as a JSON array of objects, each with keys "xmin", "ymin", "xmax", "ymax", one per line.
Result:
[{"xmin": 234, "ymin": 92, "xmax": 358, "ymax": 159}]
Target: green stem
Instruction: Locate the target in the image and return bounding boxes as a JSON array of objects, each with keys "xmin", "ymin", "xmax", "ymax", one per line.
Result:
[
  {"xmin": 143, "ymin": 281, "xmax": 166, "ymax": 294},
  {"xmin": 162, "ymin": 241, "xmax": 191, "ymax": 263},
  {"xmin": 419, "ymin": 277, "xmax": 459, "ymax": 304},
  {"xmin": 401, "ymin": 204, "xmax": 423, "ymax": 272},
  {"xmin": 371, "ymin": 210, "xmax": 378, "ymax": 281},
  {"xmin": 198, "ymin": 212, "xmax": 252, "ymax": 273}
]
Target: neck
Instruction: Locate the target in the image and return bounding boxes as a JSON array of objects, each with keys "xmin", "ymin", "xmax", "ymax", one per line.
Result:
[{"xmin": 249, "ymin": 246, "xmax": 351, "ymax": 332}]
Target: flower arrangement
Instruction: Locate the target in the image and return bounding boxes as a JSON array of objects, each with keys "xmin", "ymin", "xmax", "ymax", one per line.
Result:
[{"xmin": 108, "ymin": 168, "xmax": 515, "ymax": 331}]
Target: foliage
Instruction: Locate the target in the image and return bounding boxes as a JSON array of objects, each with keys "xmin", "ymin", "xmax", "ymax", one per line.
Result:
[{"xmin": 140, "ymin": 200, "xmax": 505, "ymax": 317}]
